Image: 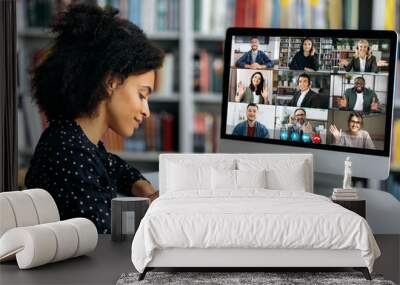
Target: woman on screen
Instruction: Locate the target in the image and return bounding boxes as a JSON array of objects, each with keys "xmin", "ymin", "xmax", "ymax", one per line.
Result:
[
  {"xmin": 329, "ymin": 112, "xmax": 375, "ymax": 149},
  {"xmin": 234, "ymin": 72, "xmax": 269, "ymax": 104},
  {"xmin": 24, "ymin": 5, "xmax": 164, "ymax": 233},
  {"xmin": 338, "ymin": 39, "xmax": 378, "ymax": 73},
  {"xmin": 288, "ymin": 37, "xmax": 319, "ymax": 71}
]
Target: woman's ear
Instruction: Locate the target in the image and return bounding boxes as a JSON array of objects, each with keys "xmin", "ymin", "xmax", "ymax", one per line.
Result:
[{"xmin": 105, "ymin": 76, "xmax": 120, "ymax": 97}]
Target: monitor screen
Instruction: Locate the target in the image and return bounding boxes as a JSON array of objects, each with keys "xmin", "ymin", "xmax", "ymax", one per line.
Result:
[{"xmin": 221, "ymin": 29, "xmax": 398, "ymax": 158}]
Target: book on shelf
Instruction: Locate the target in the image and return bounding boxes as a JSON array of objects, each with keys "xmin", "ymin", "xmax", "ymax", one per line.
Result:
[
  {"xmin": 233, "ymin": 0, "xmax": 395, "ymax": 30},
  {"xmin": 193, "ymin": 0, "xmax": 234, "ymax": 34},
  {"xmin": 154, "ymin": 53, "xmax": 174, "ymax": 97},
  {"xmin": 194, "ymin": 50, "xmax": 223, "ymax": 94},
  {"xmin": 23, "ymin": 0, "xmax": 179, "ymax": 33},
  {"xmin": 193, "ymin": 112, "xmax": 220, "ymax": 153},
  {"xmin": 124, "ymin": 111, "xmax": 176, "ymax": 152},
  {"xmin": 104, "ymin": 0, "xmax": 179, "ymax": 33}
]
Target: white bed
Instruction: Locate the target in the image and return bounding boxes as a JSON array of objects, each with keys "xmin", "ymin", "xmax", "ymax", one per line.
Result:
[{"xmin": 131, "ymin": 154, "xmax": 380, "ymax": 280}]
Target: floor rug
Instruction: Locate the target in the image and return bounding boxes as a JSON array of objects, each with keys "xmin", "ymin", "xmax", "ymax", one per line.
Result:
[{"xmin": 116, "ymin": 271, "xmax": 396, "ymax": 285}]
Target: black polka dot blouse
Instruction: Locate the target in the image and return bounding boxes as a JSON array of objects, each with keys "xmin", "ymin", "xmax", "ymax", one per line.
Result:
[{"xmin": 25, "ymin": 119, "xmax": 149, "ymax": 234}]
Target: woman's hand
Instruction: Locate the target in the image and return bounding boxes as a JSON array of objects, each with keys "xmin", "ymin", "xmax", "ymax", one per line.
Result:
[
  {"xmin": 261, "ymin": 85, "xmax": 269, "ymax": 104},
  {"xmin": 304, "ymin": 67, "xmax": 314, "ymax": 72},
  {"xmin": 131, "ymin": 180, "xmax": 159, "ymax": 202},
  {"xmin": 235, "ymin": 81, "xmax": 245, "ymax": 102},
  {"xmin": 370, "ymin": 97, "xmax": 379, "ymax": 112},
  {"xmin": 329, "ymin": 124, "xmax": 341, "ymax": 141}
]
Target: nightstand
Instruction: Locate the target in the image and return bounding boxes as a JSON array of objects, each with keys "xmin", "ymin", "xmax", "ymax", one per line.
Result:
[
  {"xmin": 332, "ymin": 199, "xmax": 366, "ymax": 218},
  {"xmin": 111, "ymin": 197, "xmax": 150, "ymax": 241}
]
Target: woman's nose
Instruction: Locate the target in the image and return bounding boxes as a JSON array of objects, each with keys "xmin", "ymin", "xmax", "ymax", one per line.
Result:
[{"xmin": 142, "ymin": 100, "xmax": 150, "ymax": 118}]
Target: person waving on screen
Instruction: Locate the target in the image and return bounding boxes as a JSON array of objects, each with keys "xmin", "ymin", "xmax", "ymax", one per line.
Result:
[
  {"xmin": 329, "ymin": 112, "xmax": 375, "ymax": 149},
  {"xmin": 235, "ymin": 72, "xmax": 269, "ymax": 104},
  {"xmin": 337, "ymin": 76, "xmax": 382, "ymax": 113}
]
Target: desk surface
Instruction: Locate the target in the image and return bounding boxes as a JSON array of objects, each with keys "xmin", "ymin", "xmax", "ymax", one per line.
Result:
[{"xmin": 0, "ymin": 235, "xmax": 133, "ymax": 285}]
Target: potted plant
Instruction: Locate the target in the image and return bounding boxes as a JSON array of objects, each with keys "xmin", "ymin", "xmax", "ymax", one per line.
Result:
[{"xmin": 345, "ymin": 74, "xmax": 352, "ymax": 84}]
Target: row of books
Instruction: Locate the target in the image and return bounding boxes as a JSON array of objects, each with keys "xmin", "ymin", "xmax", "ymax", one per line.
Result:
[
  {"xmin": 193, "ymin": 50, "xmax": 224, "ymax": 93},
  {"xmin": 103, "ymin": 112, "xmax": 176, "ymax": 152},
  {"xmin": 103, "ymin": 111, "xmax": 221, "ymax": 153},
  {"xmin": 102, "ymin": 0, "xmax": 179, "ymax": 33},
  {"xmin": 331, "ymin": 188, "xmax": 360, "ymax": 200},
  {"xmin": 193, "ymin": 0, "xmax": 235, "ymax": 34},
  {"xmin": 234, "ymin": 0, "xmax": 396, "ymax": 30},
  {"xmin": 193, "ymin": 112, "xmax": 221, "ymax": 153},
  {"xmin": 21, "ymin": 0, "xmax": 398, "ymax": 33},
  {"xmin": 22, "ymin": 0, "xmax": 180, "ymax": 33}
]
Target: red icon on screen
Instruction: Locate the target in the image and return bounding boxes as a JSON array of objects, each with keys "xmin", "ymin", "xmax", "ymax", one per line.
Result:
[{"xmin": 312, "ymin": 133, "xmax": 321, "ymax": 144}]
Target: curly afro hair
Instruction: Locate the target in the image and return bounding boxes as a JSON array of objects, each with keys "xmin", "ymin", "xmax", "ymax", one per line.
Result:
[{"xmin": 32, "ymin": 4, "xmax": 165, "ymax": 120}]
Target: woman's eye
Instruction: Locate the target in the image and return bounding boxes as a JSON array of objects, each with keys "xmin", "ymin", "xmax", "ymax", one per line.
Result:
[{"xmin": 139, "ymin": 93, "xmax": 146, "ymax": 100}]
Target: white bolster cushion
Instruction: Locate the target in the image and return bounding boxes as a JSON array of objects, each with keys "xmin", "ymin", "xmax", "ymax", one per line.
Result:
[
  {"xmin": 23, "ymin": 189, "xmax": 60, "ymax": 224},
  {"xmin": 0, "ymin": 196, "xmax": 17, "ymax": 237},
  {"xmin": 0, "ymin": 218, "xmax": 98, "ymax": 269},
  {"xmin": 0, "ymin": 189, "xmax": 60, "ymax": 238},
  {"xmin": 0, "ymin": 191, "xmax": 39, "ymax": 228}
]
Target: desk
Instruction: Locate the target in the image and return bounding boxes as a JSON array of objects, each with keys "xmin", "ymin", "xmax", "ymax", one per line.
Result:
[{"xmin": 0, "ymin": 235, "xmax": 133, "ymax": 285}]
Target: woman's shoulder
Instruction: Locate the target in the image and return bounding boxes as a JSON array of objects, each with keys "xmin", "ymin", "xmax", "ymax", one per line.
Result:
[
  {"xmin": 35, "ymin": 119, "xmax": 94, "ymax": 154},
  {"xmin": 359, "ymin": 129, "xmax": 371, "ymax": 137}
]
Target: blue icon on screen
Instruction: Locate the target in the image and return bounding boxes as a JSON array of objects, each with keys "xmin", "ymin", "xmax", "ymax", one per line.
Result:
[
  {"xmin": 291, "ymin": 132, "xmax": 300, "ymax": 141},
  {"xmin": 280, "ymin": 130, "xmax": 289, "ymax": 140},
  {"xmin": 302, "ymin": 133, "xmax": 311, "ymax": 143}
]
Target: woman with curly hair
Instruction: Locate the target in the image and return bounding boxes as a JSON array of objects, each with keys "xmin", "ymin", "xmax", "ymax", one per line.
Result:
[{"xmin": 25, "ymin": 4, "xmax": 164, "ymax": 233}]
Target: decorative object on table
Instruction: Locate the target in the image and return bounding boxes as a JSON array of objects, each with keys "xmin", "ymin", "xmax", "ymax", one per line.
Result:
[
  {"xmin": 343, "ymin": 156, "xmax": 352, "ymax": 190},
  {"xmin": 332, "ymin": 157, "xmax": 359, "ymax": 200},
  {"xmin": 111, "ymin": 197, "xmax": 150, "ymax": 242},
  {"xmin": 0, "ymin": 189, "xmax": 98, "ymax": 269},
  {"xmin": 116, "ymin": 271, "xmax": 394, "ymax": 285}
]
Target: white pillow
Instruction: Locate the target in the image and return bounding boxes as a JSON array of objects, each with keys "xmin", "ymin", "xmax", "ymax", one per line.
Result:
[
  {"xmin": 167, "ymin": 163, "xmax": 212, "ymax": 191},
  {"xmin": 212, "ymin": 169, "xmax": 237, "ymax": 190},
  {"xmin": 265, "ymin": 164, "xmax": 307, "ymax": 191},
  {"xmin": 236, "ymin": 169, "xmax": 267, "ymax": 189},
  {"xmin": 237, "ymin": 159, "xmax": 308, "ymax": 192}
]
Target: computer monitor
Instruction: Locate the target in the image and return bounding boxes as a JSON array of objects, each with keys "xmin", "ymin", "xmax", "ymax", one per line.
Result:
[{"xmin": 219, "ymin": 28, "xmax": 398, "ymax": 179}]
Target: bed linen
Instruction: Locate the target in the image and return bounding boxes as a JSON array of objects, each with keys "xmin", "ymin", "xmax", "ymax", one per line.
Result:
[{"xmin": 131, "ymin": 190, "xmax": 380, "ymax": 273}]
